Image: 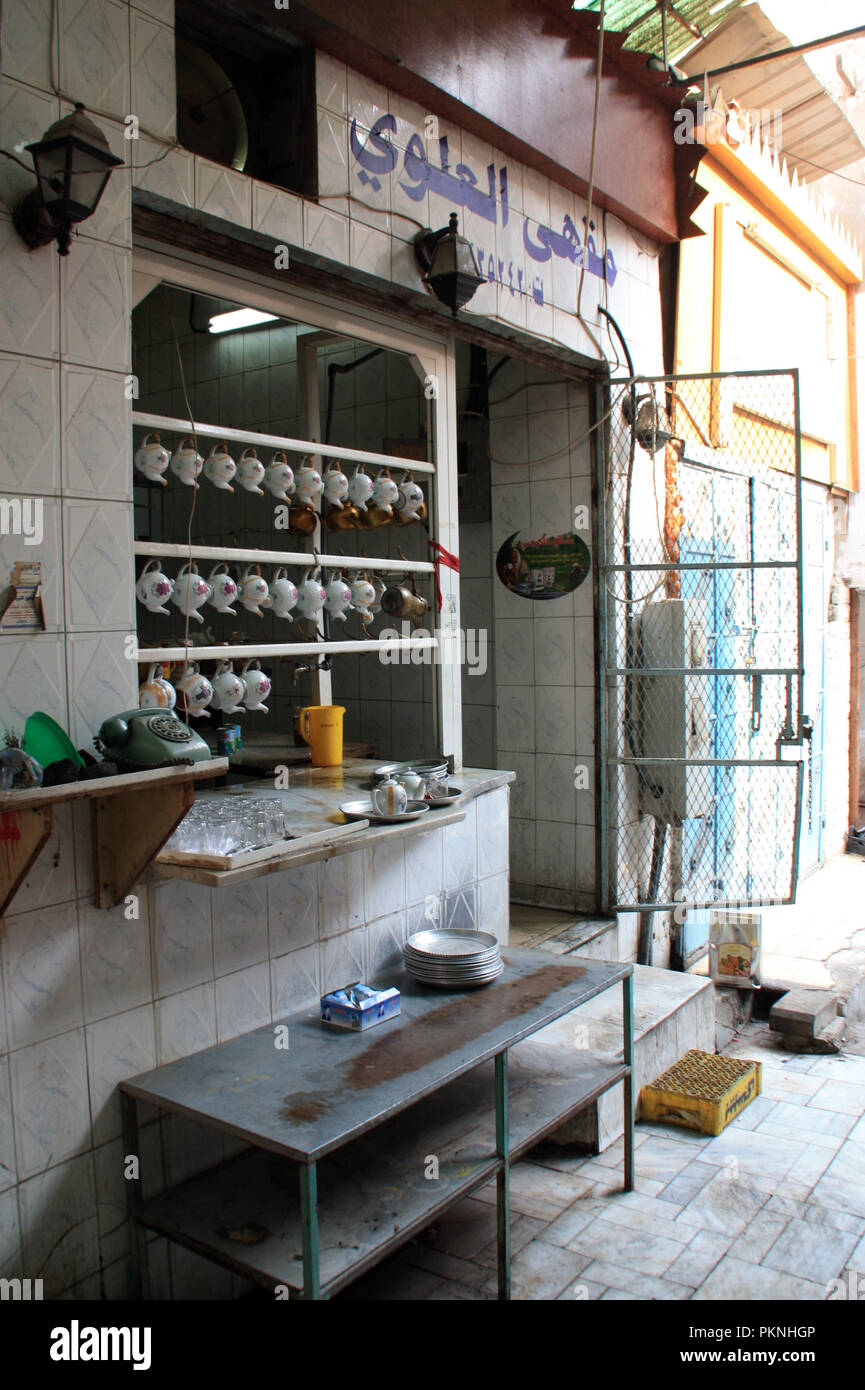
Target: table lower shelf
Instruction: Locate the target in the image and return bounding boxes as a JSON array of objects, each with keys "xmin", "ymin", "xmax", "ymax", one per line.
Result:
[{"xmin": 135, "ymin": 1042, "xmax": 627, "ymax": 1297}]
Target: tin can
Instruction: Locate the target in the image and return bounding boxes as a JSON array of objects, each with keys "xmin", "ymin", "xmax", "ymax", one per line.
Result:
[
  {"xmin": 229, "ymin": 723, "xmax": 242, "ymax": 751},
  {"xmin": 216, "ymin": 727, "xmax": 236, "ymax": 755}
]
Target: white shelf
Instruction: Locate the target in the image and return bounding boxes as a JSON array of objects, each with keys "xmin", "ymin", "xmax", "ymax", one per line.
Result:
[
  {"xmin": 137, "ymin": 637, "xmax": 439, "ymax": 662},
  {"xmin": 133, "ymin": 541, "xmax": 435, "ymax": 575},
  {"xmin": 131, "ymin": 412, "xmax": 436, "ymax": 476}
]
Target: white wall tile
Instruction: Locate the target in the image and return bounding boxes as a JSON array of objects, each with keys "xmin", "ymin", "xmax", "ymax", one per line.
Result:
[
  {"xmin": 151, "ymin": 880, "xmax": 213, "ymax": 998},
  {"xmin": 270, "ymin": 944, "xmax": 319, "ymax": 1017},
  {"xmin": 18, "ymin": 1151, "xmax": 98, "ymax": 1296},
  {"xmin": 154, "ymin": 981, "xmax": 216, "ymax": 1065},
  {"xmin": 304, "ymin": 202, "xmax": 350, "ymax": 265},
  {"xmin": 60, "ymin": 240, "xmax": 130, "ymax": 372},
  {"xmin": 316, "ymin": 52, "xmax": 348, "ymax": 117},
  {"xmin": 11, "ymin": 1029, "xmax": 90, "ymax": 1178},
  {"xmin": 319, "ymin": 849, "xmax": 366, "ymax": 938},
  {"xmin": 65, "ymin": 631, "xmax": 138, "ymax": 749},
  {"xmin": 215, "ymin": 962, "xmax": 270, "ymax": 1043},
  {"xmin": 0, "ymin": 634, "xmax": 68, "ymax": 747},
  {"xmin": 503, "ymin": 750, "xmax": 535, "ymax": 820},
  {"xmin": 194, "ymin": 158, "xmax": 252, "ymax": 227},
  {"xmin": 443, "ymin": 799, "xmax": 477, "ymax": 889},
  {"xmin": 57, "ymin": 0, "xmax": 130, "ymax": 119},
  {"xmin": 131, "ymin": 10, "xmax": 176, "ymax": 143},
  {"xmin": 0, "ymin": 1162, "xmax": 19, "ymax": 1263},
  {"xmin": 535, "ymin": 817, "xmax": 576, "ymax": 891},
  {"xmin": 134, "ymin": 140, "xmax": 194, "ymax": 207},
  {"xmin": 0, "ymin": 79, "xmax": 60, "ymax": 208},
  {"xmin": 253, "ymin": 183, "xmax": 304, "ymax": 246},
  {"xmin": 365, "ymin": 840, "xmax": 406, "ymax": 921},
  {"xmin": 405, "ymin": 826, "xmax": 443, "ymax": 906},
  {"xmin": 2, "ymin": 902, "xmax": 83, "ymax": 1049},
  {"xmin": 495, "ymin": 618, "xmax": 534, "ymax": 685},
  {"xmin": 85, "ymin": 1003, "xmax": 156, "ymax": 1145},
  {"xmin": 535, "ymin": 753, "xmax": 578, "ymax": 823},
  {"xmin": 321, "ymin": 929, "xmax": 366, "ymax": 994},
  {"xmin": 79, "ymin": 896, "xmax": 152, "ymax": 1022},
  {"xmin": 478, "ymin": 871, "xmax": 509, "ymax": 942},
  {"xmin": 536, "ymin": 685, "xmax": 577, "ymax": 756},
  {"xmin": 477, "ymin": 787, "xmax": 510, "ymax": 879},
  {"xmin": 0, "ymin": 351, "xmax": 60, "ymax": 496},
  {"xmin": 1, "ymin": 0, "xmax": 55, "ymax": 90},
  {"xmin": 0, "ymin": 216, "xmax": 59, "ymax": 360},
  {"xmin": 212, "ymin": 880, "xmax": 268, "ymax": 975},
  {"xmin": 77, "ymin": 147, "xmax": 131, "ymax": 250},
  {"xmin": 63, "ymin": 499, "xmax": 134, "ymax": 630},
  {"xmin": 367, "ymin": 910, "xmax": 407, "ymax": 980},
  {"xmin": 497, "ymin": 685, "xmax": 535, "ymax": 752},
  {"xmin": 61, "ymin": 364, "xmax": 133, "ymax": 500},
  {"xmin": 267, "ymin": 862, "xmax": 318, "ymax": 954},
  {"xmin": 350, "ymin": 220, "xmax": 391, "ymax": 279},
  {"xmin": 534, "ymin": 616, "xmax": 575, "ymax": 688}
]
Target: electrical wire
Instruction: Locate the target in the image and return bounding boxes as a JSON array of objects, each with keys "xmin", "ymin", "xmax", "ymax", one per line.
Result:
[
  {"xmin": 169, "ymin": 311, "xmax": 201, "ymax": 685},
  {"xmin": 576, "ymin": 0, "xmax": 606, "ymax": 333}
]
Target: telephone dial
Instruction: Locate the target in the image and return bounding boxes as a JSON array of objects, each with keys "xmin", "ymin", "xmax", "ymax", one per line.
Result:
[{"xmin": 94, "ymin": 708, "xmax": 212, "ymax": 771}]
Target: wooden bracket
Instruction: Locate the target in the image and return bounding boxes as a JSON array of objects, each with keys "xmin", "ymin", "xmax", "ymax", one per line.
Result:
[
  {"xmin": 92, "ymin": 780, "xmax": 195, "ymax": 909},
  {"xmin": 0, "ymin": 806, "xmax": 53, "ymax": 925}
]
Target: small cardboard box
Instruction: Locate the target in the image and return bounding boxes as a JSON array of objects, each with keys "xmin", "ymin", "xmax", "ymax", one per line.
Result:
[
  {"xmin": 641, "ymin": 1049, "xmax": 762, "ymax": 1136},
  {"xmin": 320, "ymin": 983, "xmax": 400, "ymax": 1031},
  {"xmin": 709, "ymin": 909, "xmax": 761, "ymax": 990}
]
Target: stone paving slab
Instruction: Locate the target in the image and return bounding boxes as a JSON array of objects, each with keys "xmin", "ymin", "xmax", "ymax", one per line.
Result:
[{"xmin": 334, "ymin": 1020, "xmax": 865, "ymax": 1300}]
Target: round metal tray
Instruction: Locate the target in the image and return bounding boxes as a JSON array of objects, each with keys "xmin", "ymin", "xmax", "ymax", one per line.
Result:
[
  {"xmin": 404, "ymin": 928, "xmax": 500, "ymax": 959},
  {"xmin": 339, "ymin": 798, "xmax": 430, "ymax": 825}
]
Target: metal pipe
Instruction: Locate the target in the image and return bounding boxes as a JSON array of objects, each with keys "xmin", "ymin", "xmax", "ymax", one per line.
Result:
[
  {"xmin": 704, "ymin": 24, "xmax": 865, "ymax": 80},
  {"xmin": 638, "ymin": 818, "xmax": 667, "ymax": 966}
]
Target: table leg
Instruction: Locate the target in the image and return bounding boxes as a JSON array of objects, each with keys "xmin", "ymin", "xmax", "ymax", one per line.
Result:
[
  {"xmin": 495, "ymin": 1051, "xmax": 511, "ymax": 1300},
  {"xmin": 622, "ymin": 972, "xmax": 635, "ymax": 1192},
  {"xmin": 120, "ymin": 1092, "xmax": 150, "ymax": 1300},
  {"xmin": 299, "ymin": 1160, "xmax": 321, "ymax": 1300}
]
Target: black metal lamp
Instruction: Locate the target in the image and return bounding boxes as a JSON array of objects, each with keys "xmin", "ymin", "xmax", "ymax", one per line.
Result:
[
  {"xmin": 13, "ymin": 103, "xmax": 123, "ymax": 256},
  {"xmin": 413, "ymin": 211, "xmax": 485, "ymax": 314}
]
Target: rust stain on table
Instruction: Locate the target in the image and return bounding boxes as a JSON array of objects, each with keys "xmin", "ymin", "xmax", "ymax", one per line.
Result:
[
  {"xmin": 345, "ymin": 963, "xmax": 587, "ymax": 1090},
  {"xmin": 280, "ymin": 1092, "xmax": 329, "ymax": 1123}
]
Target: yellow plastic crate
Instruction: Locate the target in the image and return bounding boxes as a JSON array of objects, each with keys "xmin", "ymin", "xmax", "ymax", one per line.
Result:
[{"xmin": 640, "ymin": 1049, "xmax": 761, "ymax": 1136}]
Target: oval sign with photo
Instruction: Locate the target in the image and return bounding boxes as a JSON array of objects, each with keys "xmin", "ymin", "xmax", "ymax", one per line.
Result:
[{"xmin": 495, "ymin": 531, "xmax": 590, "ymax": 601}]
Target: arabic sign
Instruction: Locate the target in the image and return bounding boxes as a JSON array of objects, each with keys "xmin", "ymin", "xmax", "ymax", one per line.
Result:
[
  {"xmin": 495, "ymin": 531, "xmax": 591, "ymax": 601},
  {"xmin": 350, "ymin": 114, "xmax": 616, "ymax": 308}
]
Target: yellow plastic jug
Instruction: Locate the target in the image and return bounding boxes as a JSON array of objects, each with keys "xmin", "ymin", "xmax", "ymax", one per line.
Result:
[{"xmin": 298, "ymin": 705, "xmax": 346, "ymax": 766}]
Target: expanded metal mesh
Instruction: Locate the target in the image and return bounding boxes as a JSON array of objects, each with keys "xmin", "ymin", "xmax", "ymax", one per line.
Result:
[{"xmin": 598, "ymin": 371, "xmax": 804, "ymax": 914}]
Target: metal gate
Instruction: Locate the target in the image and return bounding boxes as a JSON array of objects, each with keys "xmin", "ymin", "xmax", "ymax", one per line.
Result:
[{"xmin": 595, "ymin": 370, "xmax": 806, "ymax": 934}]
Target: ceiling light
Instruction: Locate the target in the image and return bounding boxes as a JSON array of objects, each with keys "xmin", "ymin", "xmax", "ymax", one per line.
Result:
[{"xmin": 208, "ymin": 307, "xmax": 279, "ymax": 333}]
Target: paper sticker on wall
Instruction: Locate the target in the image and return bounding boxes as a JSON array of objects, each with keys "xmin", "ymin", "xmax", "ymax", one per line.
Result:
[{"xmin": 495, "ymin": 531, "xmax": 590, "ymax": 601}]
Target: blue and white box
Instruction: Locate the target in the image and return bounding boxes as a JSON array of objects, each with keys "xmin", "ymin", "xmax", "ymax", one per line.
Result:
[{"xmin": 320, "ymin": 982, "xmax": 401, "ymax": 1031}]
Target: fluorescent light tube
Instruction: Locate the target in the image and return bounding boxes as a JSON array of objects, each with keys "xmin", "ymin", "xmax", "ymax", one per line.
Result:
[{"xmin": 208, "ymin": 307, "xmax": 279, "ymax": 333}]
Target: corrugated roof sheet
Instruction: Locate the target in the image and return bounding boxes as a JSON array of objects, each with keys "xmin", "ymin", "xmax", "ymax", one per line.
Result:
[{"xmin": 571, "ymin": 0, "xmax": 747, "ymax": 61}]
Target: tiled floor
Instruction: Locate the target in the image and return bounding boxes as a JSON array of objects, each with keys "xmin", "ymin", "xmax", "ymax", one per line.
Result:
[{"xmin": 338, "ymin": 1022, "xmax": 865, "ymax": 1300}]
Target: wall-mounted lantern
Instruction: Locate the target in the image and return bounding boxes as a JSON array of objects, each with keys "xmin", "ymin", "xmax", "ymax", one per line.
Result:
[
  {"xmin": 413, "ymin": 211, "xmax": 485, "ymax": 314},
  {"xmin": 12, "ymin": 103, "xmax": 123, "ymax": 256}
]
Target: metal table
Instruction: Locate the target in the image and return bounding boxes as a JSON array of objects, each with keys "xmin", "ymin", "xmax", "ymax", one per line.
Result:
[{"xmin": 120, "ymin": 949, "xmax": 634, "ymax": 1300}]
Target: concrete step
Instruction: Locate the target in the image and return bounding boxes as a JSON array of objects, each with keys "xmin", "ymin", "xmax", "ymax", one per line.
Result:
[
  {"xmin": 533, "ymin": 916, "xmax": 618, "ymax": 961},
  {"xmin": 770, "ymin": 987, "xmax": 837, "ymax": 1041},
  {"xmin": 527, "ymin": 960, "xmax": 715, "ymax": 1152}
]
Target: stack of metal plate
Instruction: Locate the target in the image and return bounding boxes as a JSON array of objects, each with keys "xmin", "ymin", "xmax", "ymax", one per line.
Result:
[{"xmin": 403, "ymin": 928, "xmax": 503, "ymax": 988}]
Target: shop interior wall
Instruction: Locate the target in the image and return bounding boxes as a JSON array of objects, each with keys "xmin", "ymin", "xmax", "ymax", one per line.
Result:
[{"xmin": 133, "ymin": 284, "xmax": 446, "ymax": 761}]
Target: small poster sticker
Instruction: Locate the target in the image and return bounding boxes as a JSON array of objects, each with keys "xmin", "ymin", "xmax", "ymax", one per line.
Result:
[
  {"xmin": 495, "ymin": 531, "xmax": 590, "ymax": 601},
  {"xmin": 0, "ymin": 561, "xmax": 46, "ymax": 633}
]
